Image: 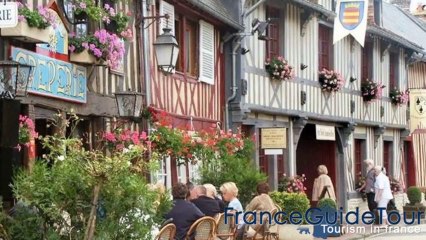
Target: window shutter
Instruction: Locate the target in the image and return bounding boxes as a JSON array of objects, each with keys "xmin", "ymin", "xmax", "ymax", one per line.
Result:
[
  {"xmin": 199, "ymin": 20, "xmax": 215, "ymax": 85},
  {"xmin": 159, "ymin": 0, "xmax": 174, "ymax": 34}
]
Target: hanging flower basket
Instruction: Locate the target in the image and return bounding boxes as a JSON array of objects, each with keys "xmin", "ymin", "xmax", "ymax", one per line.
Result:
[
  {"xmin": 361, "ymin": 79, "xmax": 385, "ymax": 102},
  {"xmin": 389, "ymin": 88, "xmax": 409, "ymax": 106},
  {"xmin": 70, "ymin": 50, "xmax": 104, "ymax": 65},
  {"xmin": 265, "ymin": 56, "xmax": 295, "ymax": 81},
  {"xmin": 1, "ymin": 21, "xmax": 52, "ymax": 43},
  {"xmin": 74, "ymin": 11, "xmax": 88, "ymax": 23},
  {"xmin": 318, "ymin": 68, "xmax": 345, "ymax": 93}
]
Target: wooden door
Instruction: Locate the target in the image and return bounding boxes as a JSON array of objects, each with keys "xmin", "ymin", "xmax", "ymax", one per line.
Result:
[
  {"xmin": 296, "ymin": 124, "xmax": 336, "ymax": 202},
  {"xmin": 383, "ymin": 141, "xmax": 392, "ymax": 174}
]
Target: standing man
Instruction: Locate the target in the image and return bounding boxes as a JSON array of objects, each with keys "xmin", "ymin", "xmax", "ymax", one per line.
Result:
[{"xmin": 357, "ymin": 159, "xmax": 376, "ymax": 212}]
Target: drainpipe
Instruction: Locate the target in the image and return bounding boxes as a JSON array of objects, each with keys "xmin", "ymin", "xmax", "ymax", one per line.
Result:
[
  {"xmin": 142, "ymin": 0, "xmax": 151, "ymax": 109},
  {"xmin": 225, "ymin": 40, "xmax": 241, "ymax": 130}
]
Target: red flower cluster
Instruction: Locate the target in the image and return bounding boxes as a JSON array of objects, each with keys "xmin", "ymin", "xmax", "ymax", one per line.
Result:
[{"xmin": 102, "ymin": 129, "xmax": 150, "ymax": 152}]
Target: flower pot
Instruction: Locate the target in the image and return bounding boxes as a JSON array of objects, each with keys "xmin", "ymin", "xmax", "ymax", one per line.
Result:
[
  {"xmin": 0, "ymin": 21, "xmax": 52, "ymax": 43},
  {"xmin": 70, "ymin": 50, "xmax": 104, "ymax": 65},
  {"xmin": 403, "ymin": 204, "xmax": 426, "ymax": 220}
]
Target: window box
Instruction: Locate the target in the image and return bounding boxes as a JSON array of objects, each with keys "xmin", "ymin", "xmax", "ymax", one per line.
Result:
[
  {"xmin": 1, "ymin": 21, "xmax": 52, "ymax": 43},
  {"xmin": 70, "ymin": 50, "xmax": 104, "ymax": 65}
]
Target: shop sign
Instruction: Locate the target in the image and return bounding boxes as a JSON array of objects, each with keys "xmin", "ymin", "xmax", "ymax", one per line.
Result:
[
  {"xmin": 11, "ymin": 47, "xmax": 87, "ymax": 103},
  {"xmin": 316, "ymin": 125, "xmax": 336, "ymax": 141},
  {"xmin": 0, "ymin": 2, "xmax": 18, "ymax": 28},
  {"xmin": 261, "ymin": 128, "xmax": 287, "ymax": 149}
]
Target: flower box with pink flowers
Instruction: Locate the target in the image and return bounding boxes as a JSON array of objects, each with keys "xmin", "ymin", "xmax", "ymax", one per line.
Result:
[
  {"xmin": 1, "ymin": 3, "xmax": 56, "ymax": 43},
  {"xmin": 389, "ymin": 88, "xmax": 409, "ymax": 106},
  {"xmin": 69, "ymin": 29, "xmax": 125, "ymax": 68},
  {"xmin": 265, "ymin": 56, "xmax": 295, "ymax": 81},
  {"xmin": 318, "ymin": 68, "xmax": 345, "ymax": 93},
  {"xmin": 361, "ymin": 79, "xmax": 386, "ymax": 102}
]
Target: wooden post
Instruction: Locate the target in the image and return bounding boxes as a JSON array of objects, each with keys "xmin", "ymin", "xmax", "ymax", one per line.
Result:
[{"xmin": 84, "ymin": 184, "xmax": 101, "ymax": 240}]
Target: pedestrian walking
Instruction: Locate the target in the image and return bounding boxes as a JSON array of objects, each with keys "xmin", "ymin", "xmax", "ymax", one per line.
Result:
[{"xmin": 357, "ymin": 159, "xmax": 377, "ymax": 212}]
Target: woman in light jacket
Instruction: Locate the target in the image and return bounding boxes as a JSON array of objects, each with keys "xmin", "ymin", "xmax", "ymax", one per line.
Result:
[
  {"xmin": 312, "ymin": 165, "xmax": 336, "ymax": 205},
  {"xmin": 374, "ymin": 166, "xmax": 393, "ymax": 227}
]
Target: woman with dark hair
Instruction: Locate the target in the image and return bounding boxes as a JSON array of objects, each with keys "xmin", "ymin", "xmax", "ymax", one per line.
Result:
[{"xmin": 244, "ymin": 182, "xmax": 276, "ymax": 234}]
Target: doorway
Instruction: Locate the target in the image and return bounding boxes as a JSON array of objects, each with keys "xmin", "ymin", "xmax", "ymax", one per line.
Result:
[{"xmin": 296, "ymin": 124, "xmax": 336, "ymax": 203}]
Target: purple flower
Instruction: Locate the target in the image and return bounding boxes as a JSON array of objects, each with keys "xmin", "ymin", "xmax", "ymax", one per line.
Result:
[
  {"xmin": 104, "ymin": 3, "xmax": 110, "ymax": 10},
  {"xmin": 18, "ymin": 15, "xmax": 25, "ymax": 22},
  {"xmin": 82, "ymin": 42, "xmax": 89, "ymax": 50},
  {"xmin": 79, "ymin": 2, "xmax": 86, "ymax": 9},
  {"xmin": 69, "ymin": 45, "xmax": 76, "ymax": 52}
]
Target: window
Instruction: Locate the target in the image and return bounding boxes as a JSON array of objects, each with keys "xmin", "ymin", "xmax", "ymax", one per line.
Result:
[
  {"xmin": 383, "ymin": 141, "xmax": 392, "ymax": 175},
  {"xmin": 362, "ymin": 41, "xmax": 373, "ymax": 81},
  {"xmin": 354, "ymin": 139, "xmax": 365, "ymax": 177},
  {"xmin": 389, "ymin": 52, "xmax": 399, "ymax": 92},
  {"xmin": 175, "ymin": 15, "xmax": 199, "ymax": 76},
  {"xmin": 159, "ymin": 0, "xmax": 215, "ymax": 84},
  {"xmin": 266, "ymin": 6, "xmax": 280, "ymax": 60},
  {"xmin": 318, "ymin": 25, "xmax": 333, "ymax": 70}
]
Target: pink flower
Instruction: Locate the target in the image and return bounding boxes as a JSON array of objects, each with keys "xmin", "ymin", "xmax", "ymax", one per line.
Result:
[{"xmin": 79, "ymin": 2, "xmax": 86, "ymax": 9}]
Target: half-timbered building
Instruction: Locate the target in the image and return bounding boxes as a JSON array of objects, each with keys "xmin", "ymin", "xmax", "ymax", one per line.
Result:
[
  {"xmin": 146, "ymin": 0, "xmax": 241, "ymax": 188},
  {"xmin": 231, "ymin": 0, "xmax": 425, "ymax": 210},
  {"xmin": 0, "ymin": 0, "xmax": 141, "ymax": 206}
]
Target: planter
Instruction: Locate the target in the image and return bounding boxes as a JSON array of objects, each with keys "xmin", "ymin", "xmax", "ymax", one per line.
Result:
[
  {"xmin": 0, "ymin": 21, "xmax": 52, "ymax": 43},
  {"xmin": 70, "ymin": 50, "xmax": 104, "ymax": 65},
  {"xmin": 403, "ymin": 204, "xmax": 426, "ymax": 220}
]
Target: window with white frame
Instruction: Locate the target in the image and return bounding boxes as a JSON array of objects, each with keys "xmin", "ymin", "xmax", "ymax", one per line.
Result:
[{"xmin": 159, "ymin": 0, "xmax": 215, "ymax": 85}]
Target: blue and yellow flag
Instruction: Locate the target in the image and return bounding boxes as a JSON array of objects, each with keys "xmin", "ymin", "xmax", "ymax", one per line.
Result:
[{"xmin": 333, "ymin": 0, "xmax": 368, "ymax": 47}]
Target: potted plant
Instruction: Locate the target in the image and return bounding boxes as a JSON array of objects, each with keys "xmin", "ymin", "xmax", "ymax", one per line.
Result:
[
  {"xmin": 1, "ymin": 3, "xmax": 56, "ymax": 43},
  {"xmin": 18, "ymin": 115, "xmax": 38, "ymax": 147},
  {"xmin": 265, "ymin": 56, "xmax": 295, "ymax": 81},
  {"xmin": 389, "ymin": 88, "xmax": 409, "ymax": 106},
  {"xmin": 72, "ymin": 0, "xmax": 105, "ymax": 22},
  {"xmin": 361, "ymin": 79, "xmax": 386, "ymax": 102},
  {"xmin": 270, "ymin": 192, "xmax": 312, "ymax": 240},
  {"xmin": 69, "ymin": 29, "xmax": 125, "ymax": 69},
  {"xmin": 278, "ymin": 174, "xmax": 307, "ymax": 194},
  {"xmin": 314, "ymin": 198, "xmax": 341, "ymax": 237},
  {"xmin": 403, "ymin": 186, "xmax": 425, "ymax": 219},
  {"xmin": 318, "ymin": 68, "xmax": 345, "ymax": 93},
  {"xmin": 103, "ymin": 4, "xmax": 131, "ymax": 37}
]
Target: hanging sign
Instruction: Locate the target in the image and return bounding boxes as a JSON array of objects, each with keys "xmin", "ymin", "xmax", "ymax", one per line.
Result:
[
  {"xmin": 316, "ymin": 125, "xmax": 336, "ymax": 141},
  {"xmin": 0, "ymin": 2, "xmax": 18, "ymax": 28},
  {"xmin": 333, "ymin": 0, "xmax": 368, "ymax": 47},
  {"xmin": 410, "ymin": 89, "xmax": 426, "ymax": 133},
  {"xmin": 261, "ymin": 128, "xmax": 287, "ymax": 149}
]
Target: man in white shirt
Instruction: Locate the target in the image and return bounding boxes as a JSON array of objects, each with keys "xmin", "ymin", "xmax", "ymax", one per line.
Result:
[{"xmin": 374, "ymin": 166, "xmax": 393, "ymax": 227}]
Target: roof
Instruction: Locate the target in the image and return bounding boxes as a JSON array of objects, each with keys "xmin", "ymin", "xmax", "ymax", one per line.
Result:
[
  {"xmin": 382, "ymin": 2, "xmax": 426, "ymax": 51},
  {"xmin": 286, "ymin": 0, "xmax": 425, "ymax": 54},
  {"xmin": 187, "ymin": 0, "xmax": 243, "ymax": 30}
]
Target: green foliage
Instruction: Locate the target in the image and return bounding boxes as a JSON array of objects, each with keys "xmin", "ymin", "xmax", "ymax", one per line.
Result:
[
  {"xmin": 317, "ymin": 198, "xmax": 337, "ymax": 209},
  {"xmin": 1, "ymin": 113, "xmax": 171, "ymax": 240},
  {"xmin": 407, "ymin": 186, "xmax": 422, "ymax": 205},
  {"xmin": 270, "ymin": 191, "xmax": 310, "ymax": 223},
  {"xmin": 18, "ymin": 5, "xmax": 51, "ymax": 29},
  {"xmin": 108, "ymin": 13, "xmax": 130, "ymax": 34},
  {"xmin": 199, "ymin": 153, "xmax": 266, "ymax": 206}
]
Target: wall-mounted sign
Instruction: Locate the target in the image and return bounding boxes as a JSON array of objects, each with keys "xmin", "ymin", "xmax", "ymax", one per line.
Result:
[
  {"xmin": 11, "ymin": 47, "xmax": 87, "ymax": 103},
  {"xmin": 316, "ymin": 125, "xmax": 336, "ymax": 141},
  {"xmin": 0, "ymin": 3, "xmax": 18, "ymax": 28},
  {"xmin": 410, "ymin": 89, "xmax": 426, "ymax": 133},
  {"xmin": 261, "ymin": 128, "xmax": 287, "ymax": 149}
]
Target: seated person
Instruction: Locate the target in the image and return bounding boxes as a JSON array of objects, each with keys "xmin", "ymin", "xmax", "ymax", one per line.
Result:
[
  {"xmin": 191, "ymin": 185, "xmax": 221, "ymax": 217},
  {"xmin": 246, "ymin": 182, "xmax": 276, "ymax": 232},
  {"xmin": 204, "ymin": 183, "xmax": 226, "ymax": 211},
  {"xmin": 165, "ymin": 183, "xmax": 204, "ymax": 240}
]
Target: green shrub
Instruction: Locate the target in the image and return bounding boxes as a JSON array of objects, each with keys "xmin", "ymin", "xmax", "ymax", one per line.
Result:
[
  {"xmin": 270, "ymin": 191, "xmax": 310, "ymax": 223},
  {"xmin": 407, "ymin": 186, "xmax": 422, "ymax": 205},
  {"xmin": 317, "ymin": 198, "xmax": 337, "ymax": 209},
  {"xmin": 199, "ymin": 154, "xmax": 266, "ymax": 206}
]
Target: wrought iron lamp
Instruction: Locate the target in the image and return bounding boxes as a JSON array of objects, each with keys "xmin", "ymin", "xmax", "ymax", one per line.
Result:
[
  {"xmin": 114, "ymin": 91, "xmax": 143, "ymax": 118},
  {"xmin": 0, "ymin": 60, "xmax": 33, "ymax": 99},
  {"xmin": 153, "ymin": 27, "xmax": 179, "ymax": 74}
]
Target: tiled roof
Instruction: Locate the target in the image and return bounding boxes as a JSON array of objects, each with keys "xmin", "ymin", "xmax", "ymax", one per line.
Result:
[
  {"xmin": 382, "ymin": 2, "xmax": 426, "ymax": 52},
  {"xmin": 187, "ymin": 0, "xmax": 242, "ymax": 30}
]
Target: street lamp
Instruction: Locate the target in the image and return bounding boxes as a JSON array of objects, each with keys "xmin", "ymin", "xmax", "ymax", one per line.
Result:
[
  {"xmin": 153, "ymin": 27, "xmax": 179, "ymax": 74},
  {"xmin": 0, "ymin": 60, "xmax": 33, "ymax": 99},
  {"xmin": 114, "ymin": 91, "xmax": 143, "ymax": 118}
]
